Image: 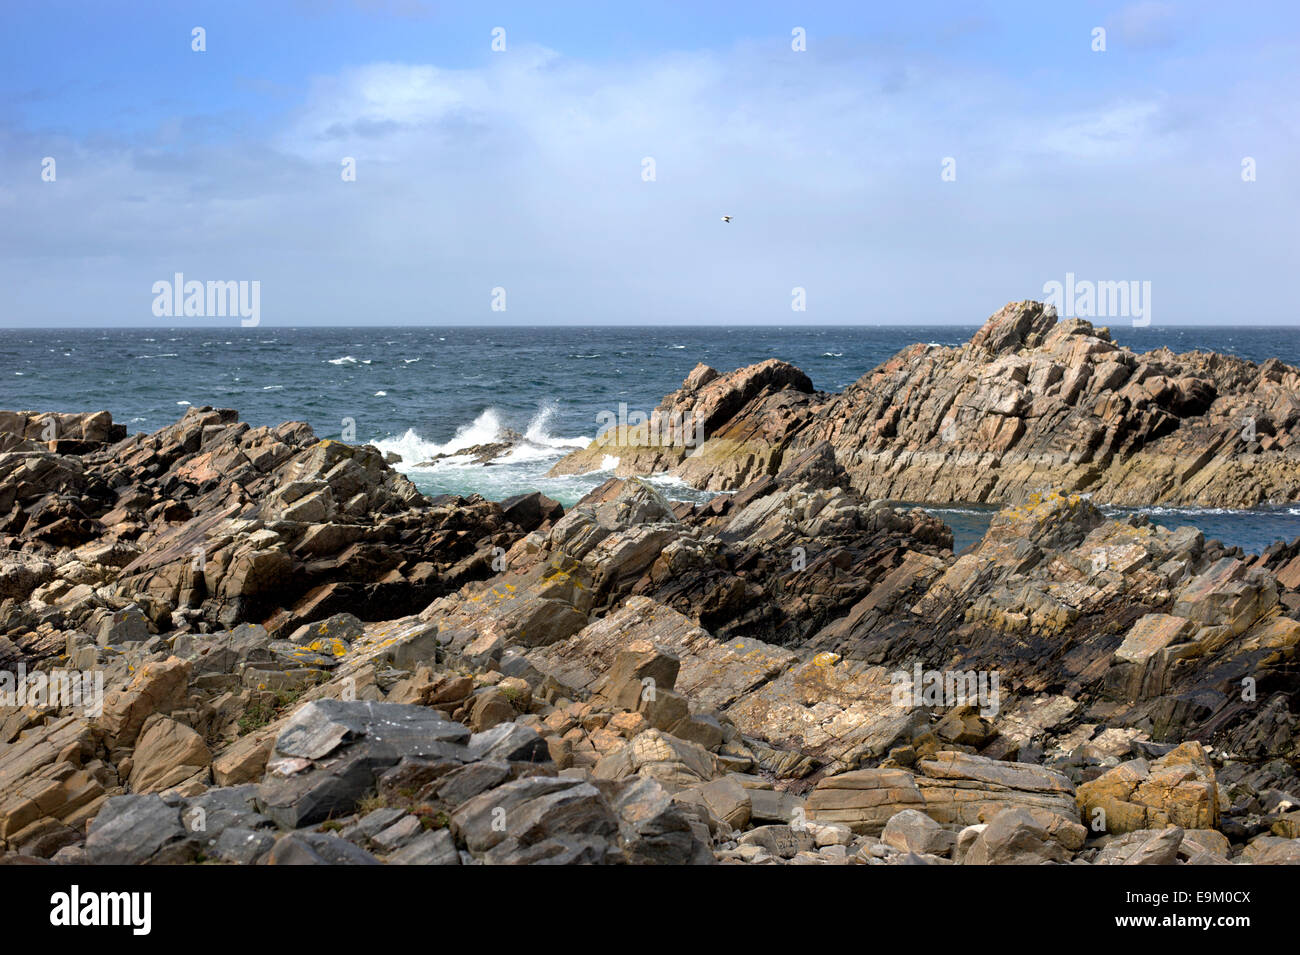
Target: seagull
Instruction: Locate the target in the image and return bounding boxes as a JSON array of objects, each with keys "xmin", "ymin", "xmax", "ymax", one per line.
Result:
[{"xmin": 720, "ymin": 215, "xmax": 732, "ymax": 223}]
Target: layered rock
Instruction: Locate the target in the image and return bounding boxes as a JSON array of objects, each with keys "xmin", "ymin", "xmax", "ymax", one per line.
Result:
[
  {"xmin": 551, "ymin": 301, "xmax": 1300, "ymax": 508},
  {"xmin": 0, "ymin": 406, "xmax": 541, "ymax": 664},
  {"xmin": 5, "ymin": 320, "xmax": 1300, "ymax": 865}
]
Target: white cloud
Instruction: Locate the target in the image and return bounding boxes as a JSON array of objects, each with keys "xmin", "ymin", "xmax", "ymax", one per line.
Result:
[
  {"xmin": 1039, "ymin": 99, "xmax": 1167, "ymax": 160},
  {"xmin": 0, "ymin": 35, "xmax": 1296, "ymax": 326}
]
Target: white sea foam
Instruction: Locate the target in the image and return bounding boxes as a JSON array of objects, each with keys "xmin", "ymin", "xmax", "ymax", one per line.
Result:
[
  {"xmin": 374, "ymin": 409, "xmax": 507, "ymax": 467},
  {"xmin": 380, "ymin": 399, "xmax": 597, "ymax": 468},
  {"xmin": 498, "ymin": 406, "xmax": 591, "ymax": 463}
]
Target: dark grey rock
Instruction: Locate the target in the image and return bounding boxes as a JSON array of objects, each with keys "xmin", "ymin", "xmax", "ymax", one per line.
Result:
[
  {"xmin": 265, "ymin": 831, "xmax": 382, "ymax": 865},
  {"xmin": 452, "ymin": 776, "xmax": 611, "ymax": 855},
  {"xmin": 387, "ymin": 828, "xmax": 460, "ymax": 865},
  {"xmin": 273, "ymin": 699, "xmax": 470, "ymax": 762},
  {"xmin": 435, "ymin": 759, "xmax": 513, "ymax": 806},
  {"xmin": 212, "ymin": 827, "xmax": 276, "ymax": 865},
  {"xmin": 467, "ymin": 722, "xmax": 548, "ymax": 762},
  {"xmin": 85, "ymin": 794, "xmax": 186, "ymax": 865}
]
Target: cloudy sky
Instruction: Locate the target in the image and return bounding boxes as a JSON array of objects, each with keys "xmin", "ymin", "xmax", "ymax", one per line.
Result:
[{"xmin": 2, "ymin": 0, "xmax": 1297, "ymax": 326}]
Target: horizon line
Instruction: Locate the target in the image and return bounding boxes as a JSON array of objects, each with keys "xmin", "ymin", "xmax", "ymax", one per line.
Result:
[{"xmin": 6, "ymin": 322, "xmax": 1299, "ymax": 331}]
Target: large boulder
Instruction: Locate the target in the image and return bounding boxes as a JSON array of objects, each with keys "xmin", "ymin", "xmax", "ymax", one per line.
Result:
[{"xmin": 1076, "ymin": 742, "xmax": 1218, "ymax": 835}]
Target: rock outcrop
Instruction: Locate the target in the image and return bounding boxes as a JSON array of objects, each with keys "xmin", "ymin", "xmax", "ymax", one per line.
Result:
[
  {"xmin": 551, "ymin": 301, "xmax": 1300, "ymax": 508},
  {"xmin": 4, "ymin": 316, "xmax": 1300, "ymax": 865}
]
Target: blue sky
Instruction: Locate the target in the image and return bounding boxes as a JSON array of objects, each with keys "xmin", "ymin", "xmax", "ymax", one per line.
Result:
[{"xmin": 2, "ymin": 0, "xmax": 1297, "ymax": 326}]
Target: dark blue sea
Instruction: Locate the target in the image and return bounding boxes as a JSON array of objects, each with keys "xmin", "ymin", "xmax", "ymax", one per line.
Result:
[{"xmin": 4, "ymin": 324, "xmax": 1300, "ymax": 554}]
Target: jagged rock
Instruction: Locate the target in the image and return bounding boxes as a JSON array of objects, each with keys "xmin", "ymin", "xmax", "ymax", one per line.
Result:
[
  {"xmin": 551, "ymin": 301, "xmax": 1300, "ymax": 508},
  {"xmin": 174, "ymin": 623, "xmax": 275, "ymax": 675},
  {"xmin": 265, "ymin": 830, "xmax": 382, "ymax": 865},
  {"xmin": 8, "ymin": 313, "xmax": 1300, "ymax": 867},
  {"xmin": 0, "ymin": 717, "xmax": 103, "ymax": 854},
  {"xmin": 212, "ymin": 826, "xmax": 276, "ymax": 864},
  {"xmin": 677, "ymin": 776, "xmax": 752, "ymax": 830},
  {"xmin": 466, "ymin": 722, "xmax": 548, "ymax": 763},
  {"xmin": 613, "ymin": 775, "xmax": 711, "ymax": 865},
  {"xmin": 527, "ymin": 596, "xmax": 796, "ymax": 713},
  {"xmin": 212, "ymin": 729, "xmax": 277, "ymax": 786},
  {"xmin": 257, "ymin": 700, "xmax": 470, "ymax": 828},
  {"xmin": 1077, "ymin": 742, "xmax": 1218, "ymax": 835},
  {"xmin": 553, "ymin": 302, "xmax": 1300, "ymax": 511},
  {"xmin": 97, "ymin": 656, "xmax": 192, "ymax": 749},
  {"xmin": 129, "ymin": 716, "xmax": 211, "ymax": 794},
  {"xmin": 288, "ymin": 612, "xmax": 365, "ymax": 647},
  {"xmin": 387, "ymin": 827, "xmax": 460, "ymax": 865},
  {"xmin": 594, "ymin": 729, "xmax": 717, "ymax": 790},
  {"xmin": 95, "ymin": 605, "xmax": 150, "ymax": 646},
  {"xmin": 450, "ymin": 775, "xmax": 618, "ymax": 859},
  {"xmin": 1094, "ymin": 827, "xmax": 1184, "ymax": 865},
  {"xmin": 1242, "ymin": 836, "xmax": 1300, "ymax": 865},
  {"xmin": 84, "ymin": 794, "xmax": 187, "ymax": 864},
  {"xmin": 499, "ymin": 492, "xmax": 564, "ymax": 533},
  {"xmin": 550, "ymin": 360, "xmax": 815, "ymax": 488}
]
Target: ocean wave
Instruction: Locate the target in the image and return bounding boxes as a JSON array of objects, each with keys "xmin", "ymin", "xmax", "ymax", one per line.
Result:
[
  {"xmin": 1107, "ymin": 505, "xmax": 1255, "ymax": 517},
  {"xmin": 822, "ymin": 352, "xmax": 844, "ymax": 358},
  {"xmin": 327, "ymin": 356, "xmax": 371, "ymax": 365},
  {"xmin": 376, "ymin": 403, "xmax": 594, "ymax": 471},
  {"xmin": 494, "ymin": 403, "xmax": 591, "ymax": 464},
  {"xmin": 373, "ymin": 409, "xmax": 508, "ymax": 468}
]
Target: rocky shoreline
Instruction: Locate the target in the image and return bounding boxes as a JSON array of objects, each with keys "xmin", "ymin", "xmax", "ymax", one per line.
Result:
[
  {"xmin": 2, "ymin": 302, "xmax": 1300, "ymax": 865},
  {"xmin": 550, "ymin": 301, "xmax": 1300, "ymax": 508}
]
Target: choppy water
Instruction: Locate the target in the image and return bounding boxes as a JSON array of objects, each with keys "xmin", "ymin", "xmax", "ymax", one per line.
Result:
[
  {"xmin": 926, "ymin": 504, "xmax": 1300, "ymax": 556},
  {"xmin": 3, "ymin": 324, "xmax": 1299, "ymax": 553}
]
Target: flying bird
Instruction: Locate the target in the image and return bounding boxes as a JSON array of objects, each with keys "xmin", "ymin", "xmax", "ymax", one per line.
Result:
[{"xmin": 720, "ymin": 215, "xmax": 732, "ymax": 223}]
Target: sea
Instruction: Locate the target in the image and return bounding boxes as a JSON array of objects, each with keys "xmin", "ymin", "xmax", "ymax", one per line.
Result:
[{"xmin": 4, "ymin": 324, "xmax": 1300, "ymax": 555}]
